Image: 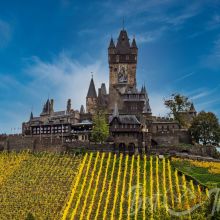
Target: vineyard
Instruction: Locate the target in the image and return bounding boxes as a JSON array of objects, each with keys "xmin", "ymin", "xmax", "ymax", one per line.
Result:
[{"xmin": 0, "ymin": 151, "xmax": 212, "ymax": 219}]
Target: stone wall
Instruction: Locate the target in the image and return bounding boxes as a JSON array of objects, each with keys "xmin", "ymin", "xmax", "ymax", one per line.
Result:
[
  {"xmin": 0, "ymin": 135, "xmax": 219, "ymax": 160},
  {"xmin": 152, "ymin": 133, "xmax": 179, "ymax": 146}
]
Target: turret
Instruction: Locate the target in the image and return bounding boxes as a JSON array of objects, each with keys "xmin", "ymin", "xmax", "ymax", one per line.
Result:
[
  {"xmin": 30, "ymin": 112, "xmax": 33, "ymax": 121},
  {"xmin": 108, "ymin": 38, "xmax": 115, "ymax": 55},
  {"xmin": 108, "ymin": 29, "xmax": 138, "ymax": 64},
  {"xmin": 66, "ymin": 99, "xmax": 71, "ymax": 113},
  {"xmin": 40, "ymin": 99, "xmax": 54, "ymax": 116},
  {"xmin": 50, "ymin": 99, "xmax": 54, "ymax": 113},
  {"xmin": 80, "ymin": 105, "xmax": 85, "ymax": 114},
  {"xmin": 86, "ymin": 76, "xmax": 97, "ymax": 114},
  {"xmin": 131, "ymin": 37, "xmax": 138, "ymax": 54}
]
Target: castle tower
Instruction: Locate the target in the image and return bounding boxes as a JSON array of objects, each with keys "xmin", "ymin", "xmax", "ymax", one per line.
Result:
[
  {"xmin": 66, "ymin": 99, "xmax": 71, "ymax": 113},
  {"xmin": 108, "ymin": 29, "xmax": 138, "ymax": 111},
  {"xmin": 86, "ymin": 76, "xmax": 97, "ymax": 114}
]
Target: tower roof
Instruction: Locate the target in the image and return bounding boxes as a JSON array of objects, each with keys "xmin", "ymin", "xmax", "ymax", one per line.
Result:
[
  {"xmin": 131, "ymin": 38, "xmax": 137, "ymax": 48},
  {"xmin": 80, "ymin": 105, "xmax": 85, "ymax": 114},
  {"xmin": 116, "ymin": 29, "xmax": 130, "ymax": 54},
  {"xmin": 30, "ymin": 112, "xmax": 33, "ymax": 120},
  {"xmin": 87, "ymin": 77, "xmax": 97, "ymax": 98},
  {"xmin": 108, "ymin": 38, "xmax": 115, "ymax": 48}
]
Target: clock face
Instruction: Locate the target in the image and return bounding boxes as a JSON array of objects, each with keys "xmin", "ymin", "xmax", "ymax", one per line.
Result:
[{"xmin": 118, "ymin": 64, "xmax": 128, "ymax": 83}]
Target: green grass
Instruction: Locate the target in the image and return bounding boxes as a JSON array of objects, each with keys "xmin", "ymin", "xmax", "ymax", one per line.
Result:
[{"xmin": 171, "ymin": 158, "xmax": 220, "ymax": 188}]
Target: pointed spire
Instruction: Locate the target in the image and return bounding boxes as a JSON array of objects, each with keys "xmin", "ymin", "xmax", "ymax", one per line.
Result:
[
  {"xmin": 30, "ymin": 112, "xmax": 33, "ymax": 120},
  {"xmin": 44, "ymin": 99, "xmax": 50, "ymax": 113},
  {"xmin": 113, "ymin": 103, "xmax": 119, "ymax": 117},
  {"xmin": 87, "ymin": 76, "xmax": 97, "ymax": 98},
  {"xmin": 143, "ymin": 101, "xmax": 151, "ymax": 114},
  {"xmin": 143, "ymin": 85, "xmax": 147, "ymax": 94},
  {"xmin": 131, "ymin": 38, "xmax": 137, "ymax": 48},
  {"xmin": 67, "ymin": 99, "xmax": 71, "ymax": 113},
  {"xmin": 80, "ymin": 105, "xmax": 85, "ymax": 114},
  {"xmin": 116, "ymin": 29, "xmax": 130, "ymax": 54},
  {"xmin": 141, "ymin": 85, "xmax": 144, "ymax": 93},
  {"xmin": 109, "ymin": 38, "xmax": 115, "ymax": 48}
]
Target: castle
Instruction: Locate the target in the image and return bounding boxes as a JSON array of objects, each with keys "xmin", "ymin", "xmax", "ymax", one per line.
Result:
[{"xmin": 22, "ymin": 28, "xmax": 197, "ymax": 152}]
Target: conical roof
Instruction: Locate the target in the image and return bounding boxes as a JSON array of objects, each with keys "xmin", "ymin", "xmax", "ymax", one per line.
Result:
[
  {"xmin": 116, "ymin": 30, "xmax": 130, "ymax": 54},
  {"xmin": 30, "ymin": 112, "xmax": 33, "ymax": 120},
  {"xmin": 108, "ymin": 38, "xmax": 115, "ymax": 48},
  {"xmin": 87, "ymin": 77, "xmax": 97, "ymax": 98},
  {"xmin": 131, "ymin": 38, "xmax": 137, "ymax": 48},
  {"xmin": 80, "ymin": 105, "xmax": 85, "ymax": 114}
]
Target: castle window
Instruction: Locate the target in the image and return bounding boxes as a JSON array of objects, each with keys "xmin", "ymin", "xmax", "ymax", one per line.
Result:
[
  {"xmin": 116, "ymin": 55, "xmax": 119, "ymax": 62},
  {"xmin": 126, "ymin": 55, "xmax": 129, "ymax": 60}
]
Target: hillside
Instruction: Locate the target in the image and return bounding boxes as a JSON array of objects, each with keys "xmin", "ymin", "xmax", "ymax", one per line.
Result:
[{"xmin": 0, "ymin": 151, "xmax": 213, "ymax": 219}]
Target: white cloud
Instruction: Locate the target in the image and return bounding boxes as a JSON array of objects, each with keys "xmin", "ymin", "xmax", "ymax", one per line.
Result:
[
  {"xmin": 202, "ymin": 36, "xmax": 220, "ymax": 69},
  {"xmin": 135, "ymin": 26, "xmax": 167, "ymax": 44},
  {"xmin": 174, "ymin": 72, "xmax": 195, "ymax": 82},
  {"xmin": 149, "ymin": 92, "xmax": 169, "ymax": 116},
  {"xmin": 25, "ymin": 53, "xmax": 109, "ymax": 111},
  {"xmin": 0, "ymin": 19, "xmax": 12, "ymax": 48}
]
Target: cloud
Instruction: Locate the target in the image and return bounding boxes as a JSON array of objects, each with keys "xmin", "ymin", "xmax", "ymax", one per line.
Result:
[
  {"xmin": 189, "ymin": 85, "xmax": 220, "ymax": 100},
  {"xmin": 25, "ymin": 53, "xmax": 109, "ymax": 111},
  {"xmin": 174, "ymin": 72, "xmax": 196, "ymax": 82},
  {"xmin": 0, "ymin": 19, "xmax": 12, "ymax": 48},
  {"xmin": 0, "ymin": 53, "xmax": 109, "ymax": 133},
  {"xmin": 202, "ymin": 36, "xmax": 220, "ymax": 69},
  {"xmin": 135, "ymin": 26, "xmax": 167, "ymax": 43},
  {"xmin": 149, "ymin": 92, "xmax": 169, "ymax": 116}
]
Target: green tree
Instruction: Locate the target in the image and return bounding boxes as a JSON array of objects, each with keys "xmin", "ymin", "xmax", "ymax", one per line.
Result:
[
  {"xmin": 190, "ymin": 111, "xmax": 220, "ymax": 146},
  {"xmin": 91, "ymin": 110, "xmax": 109, "ymax": 143},
  {"xmin": 164, "ymin": 93, "xmax": 192, "ymax": 127}
]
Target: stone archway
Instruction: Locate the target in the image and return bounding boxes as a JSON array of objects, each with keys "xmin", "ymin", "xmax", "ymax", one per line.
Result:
[
  {"xmin": 128, "ymin": 143, "xmax": 135, "ymax": 155},
  {"xmin": 119, "ymin": 143, "xmax": 126, "ymax": 153}
]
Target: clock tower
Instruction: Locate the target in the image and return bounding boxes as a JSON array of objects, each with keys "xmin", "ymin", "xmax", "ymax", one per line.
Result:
[{"xmin": 108, "ymin": 29, "xmax": 138, "ymax": 110}]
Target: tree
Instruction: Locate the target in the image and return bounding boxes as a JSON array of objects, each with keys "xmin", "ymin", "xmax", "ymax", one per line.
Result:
[
  {"xmin": 190, "ymin": 111, "xmax": 220, "ymax": 146},
  {"xmin": 164, "ymin": 93, "xmax": 192, "ymax": 127},
  {"xmin": 91, "ymin": 110, "xmax": 109, "ymax": 143}
]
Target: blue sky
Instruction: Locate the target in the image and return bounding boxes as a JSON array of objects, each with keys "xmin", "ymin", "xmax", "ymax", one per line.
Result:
[{"xmin": 0, "ymin": 0, "xmax": 220, "ymax": 133}]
